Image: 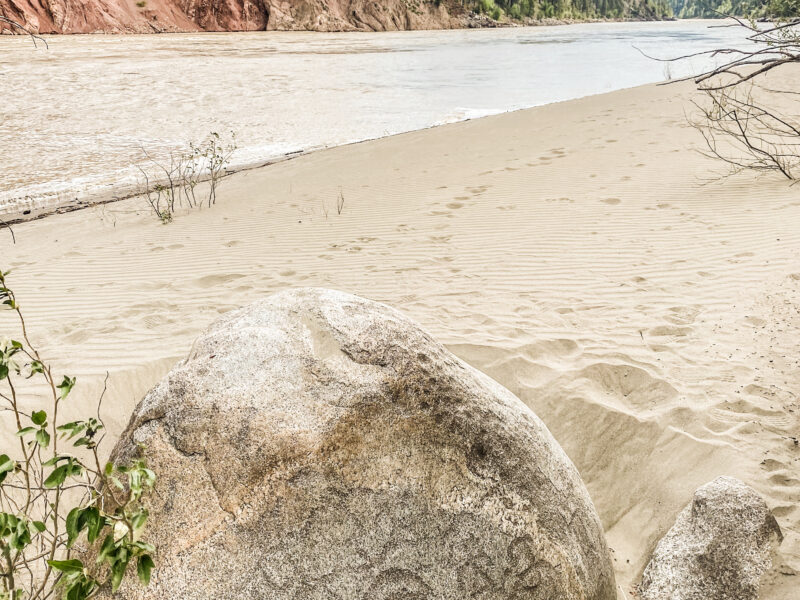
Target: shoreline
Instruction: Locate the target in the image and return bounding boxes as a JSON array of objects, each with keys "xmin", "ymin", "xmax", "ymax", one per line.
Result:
[
  {"xmin": 0, "ymin": 15, "xmax": 679, "ymax": 37},
  {"xmin": 2, "ymin": 19, "xmax": 735, "ymax": 224},
  {"xmin": 1, "ymin": 79, "xmax": 664, "ymax": 226}
]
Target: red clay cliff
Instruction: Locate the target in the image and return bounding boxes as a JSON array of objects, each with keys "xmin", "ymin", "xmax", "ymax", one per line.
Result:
[{"xmin": 0, "ymin": 0, "xmax": 462, "ymax": 33}]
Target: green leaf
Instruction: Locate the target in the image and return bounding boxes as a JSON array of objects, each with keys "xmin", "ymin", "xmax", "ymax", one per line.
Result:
[
  {"xmin": 47, "ymin": 559, "xmax": 84, "ymax": 573},
  {"xmin": 0, "ymin": 454, "xmax": 15, "ymax": 475},
  {"xmin": 57, "ymin": 375, "xmax": 77, "ymax": 400},
  {"xmin": 65, "ymin": 576, "xmax": 98, "ymax": 600},
  {"xmin": 86, "ymin": 508, "xmax": 103, "ymax": 543},
  {"xmin": 31, "ymin": 410, "xmax": 47, "ymax": 425},
  {"xmin": 137, "ymin": 554, "xmax": 154, "ymax": 585},
  {"xmin": 133, "ymin": 541, "xmax": 155, "ymax": 554},
  {"xmin": 130, "ymin": 509, "xmax": 148, "ymax": 531},
  {"xmin": 110, "ymin": 550, "xmax": 130, "ymax": 592},
  {"xmin": 0, "ymin": 363, "xmax": 7, "ymax": 381},
  {"xmin": 0, "ymin": 454, "xmax": 15, "ymax": 484},
  {"xmin": 57, "ymin": 421, "xmax": 87, "ymax": 440},
  {"xmin": 66, "ymin": 581, "xmax": 83, "ymax": 600},
  {"xmin": 42, "ymin": 454, "xmax": 69, "ymax": 467},
  {"xmin": 66, "ymin": 507, "xmax": 81, "ymax": 546},
  {"xmin": 96, "ymin": 534, "xmax": 116, "ymax": 564},
  {"xmin": 104, "ymin": 462, "xmax": 113, "ymax": 476},
  {"xmin": 15, "ymin": 426, "xmax": 35, "ymax": 437},
  {"xmin": 32, "ymin": 520, "xmax": 46, "ymax": 533},
  {"xmin": 67, "ymin": 461, "xmax": 84, "ymax": 478},
  {"xmin": 35, "ymin": 428, "xmax": 51, "ymax": 448},
  {"xmin": 11, "ymin": 519, "xmax": 32, "ymax": 550},
  {"xmin": 43, "ymin": 464, "xmax": 68, "ymax": 488}
]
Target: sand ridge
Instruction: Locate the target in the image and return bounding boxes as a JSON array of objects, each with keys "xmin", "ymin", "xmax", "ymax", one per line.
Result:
[{"xmin": 1, "ymin": 77, "xmax": 799, "ymax": 598}]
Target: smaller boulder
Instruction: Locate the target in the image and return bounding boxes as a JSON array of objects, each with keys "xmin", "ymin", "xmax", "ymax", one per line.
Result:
[{"xmin": 639, "ymin": 476, "xmax": 782, "ymax": 600}]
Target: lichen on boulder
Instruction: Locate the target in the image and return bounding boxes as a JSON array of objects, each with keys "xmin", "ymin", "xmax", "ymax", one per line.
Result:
[{"xmin": 106, "ymin": 288, "xmax": 616, "ymax": 599}]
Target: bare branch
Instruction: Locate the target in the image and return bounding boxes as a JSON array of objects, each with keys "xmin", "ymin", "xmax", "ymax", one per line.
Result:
[{"xmin": 0, "ymin": 16, "xmax": 49, "ymax": 48}]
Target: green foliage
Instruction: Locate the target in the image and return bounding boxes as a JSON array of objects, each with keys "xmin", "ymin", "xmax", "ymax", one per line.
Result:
[
  {"xmin": 671, "ymin": 0, "xmax": 799, "ymax": 18},
  {"xmin": 0, "ymin": 269, "xmax": 156, "ymax": 600},
  {"xmin": 467, "ymin": 0, "xmax": 674, "ymax": 21}
]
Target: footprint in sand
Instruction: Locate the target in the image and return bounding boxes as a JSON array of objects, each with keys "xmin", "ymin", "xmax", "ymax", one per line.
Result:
[
  {"xmin": 63, "ymin": 328, "xmax": 92, "ymax": 344},
  {"xmin": 744, "ymin": 316, "xmax": 766, "ymax": 327},
  {"xmin": 195, "ymin": 273, "xmax": 247, "ymax": 286},
  {"xmin": 648, "ymin": 325, "xmax": 692, "ymax": 337},
  {"xmin": 665, "ymin": 306, "xmax": 701, "ymax": 325}
]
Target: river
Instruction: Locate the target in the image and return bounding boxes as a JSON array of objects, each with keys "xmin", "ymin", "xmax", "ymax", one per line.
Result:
[{"xmin": 0, "ymin": 20, "xmax": 752, "ymax": 217}]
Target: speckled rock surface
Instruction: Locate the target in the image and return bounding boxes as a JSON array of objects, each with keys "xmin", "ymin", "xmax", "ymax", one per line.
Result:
[
  {"xmin": 106, "ymin": 288, "xmax": 616, "ymax": 600},
  {"xmin": 639, "ymin": 476, "xmax": 783, "ymax": 600}
]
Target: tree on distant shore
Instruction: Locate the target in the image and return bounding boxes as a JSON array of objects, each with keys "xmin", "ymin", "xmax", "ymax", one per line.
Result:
[
  {"xmin": 671, "ymin": 17, "xmax": 800, "ymax": 180},
  {"xmin": 672, "ymin": 0, "xmax": 799, "ymax": 19},
  {"xmin": 468, "ymin": 0, "xmax": 672, "ymax": 22}
]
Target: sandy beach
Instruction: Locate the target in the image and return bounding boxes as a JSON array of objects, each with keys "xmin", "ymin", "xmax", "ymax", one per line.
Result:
[{"xmin": 2, "ymin": 75, "xmax": 798, "ymax": 597}]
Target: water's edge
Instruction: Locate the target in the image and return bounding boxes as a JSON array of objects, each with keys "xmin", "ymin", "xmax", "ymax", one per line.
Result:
[
  {"xmin": 1, "ymin": 84, "xmax": 655, "ymax": 226},
  {"xmin": 1, "ymin": 21, "xmax": 746, "ymax": 224}
]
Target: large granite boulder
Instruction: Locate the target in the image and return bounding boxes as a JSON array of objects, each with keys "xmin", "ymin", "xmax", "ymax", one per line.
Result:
[
  {"xmin": 639, "ymin": 476, "xmax": 783, "ymax": 600},
  {"xmin": 108, "ymin": 288, "xmax": 616, "ymax": 599}
]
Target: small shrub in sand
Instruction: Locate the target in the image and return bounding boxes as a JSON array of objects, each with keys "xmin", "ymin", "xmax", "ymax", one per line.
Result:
[
  {"xmin": 0, "ymin": 270, "xmax": 156, "ymax": 600},
  {"xmin": 138, "ymin": 132, "xmax": 237, "ymax": 224}
]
